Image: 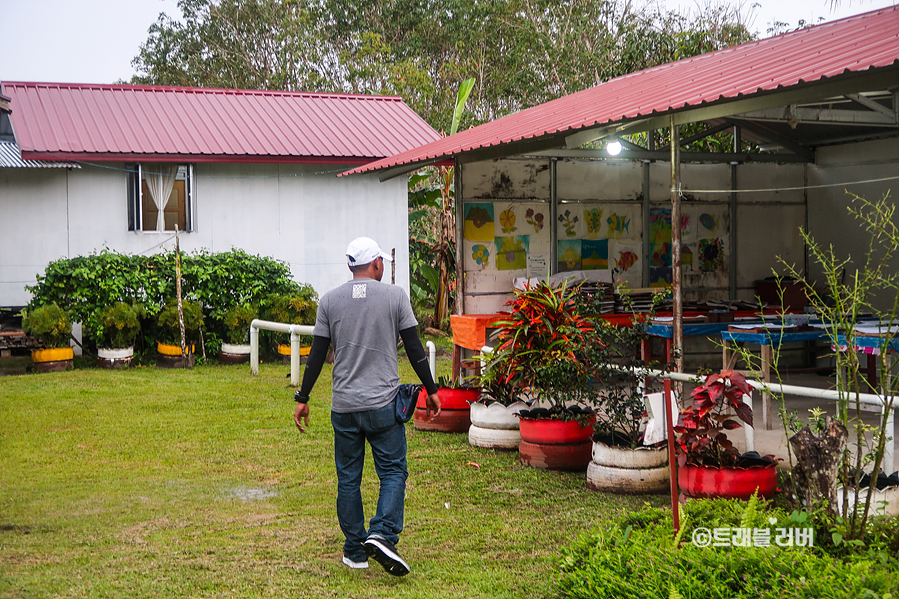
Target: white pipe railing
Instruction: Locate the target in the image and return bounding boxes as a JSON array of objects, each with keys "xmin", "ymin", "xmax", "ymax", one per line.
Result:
[
  {"xmin": 425, "ymin": 341, "xmax": 436, "ymax": 382},
  {"xmin": 641, "ymin": 368, "xmax": 896, "ymax": 473},
  {"xmin": 249, "ymin": 319, "xmax": 315, "ymax": 386}
]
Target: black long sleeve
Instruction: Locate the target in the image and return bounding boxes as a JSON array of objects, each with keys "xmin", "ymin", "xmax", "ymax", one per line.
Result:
[
  {"xmin": 295, "ymin": 335, "xmax": 331, "ymax": 402},
  {"xmin": 400, "ymin": 327, "xmax": 439, "ymax": 395}
]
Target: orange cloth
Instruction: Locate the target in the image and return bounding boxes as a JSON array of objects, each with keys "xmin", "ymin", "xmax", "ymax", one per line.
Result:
[{"xmin": 451, "ymin": 313, "xmax": 507, "ymax": 350}]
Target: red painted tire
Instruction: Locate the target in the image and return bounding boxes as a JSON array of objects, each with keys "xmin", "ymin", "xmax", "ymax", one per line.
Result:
[
  {"xmin": 417, "ymin": 387, "xmax": 480, "ymax": 410},
  {"xmin": 678, "ymin": 463, "xmax": 778, "ymax": 500},
  {"xmin": 519, "ymin": 416, "xmax": 594, "ymax": 444},
  {"xmin": 519, "ymin": 439, "xmax": 592, "ymax": 471},
  {"xmin": 412, "ymin": 408, "xmax": 471, "ymax": 433}
]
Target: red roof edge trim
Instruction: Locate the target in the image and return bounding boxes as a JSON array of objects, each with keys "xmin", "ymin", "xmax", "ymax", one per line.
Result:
[{"xmin": 19, "ymin": 151, "xmax": 378, "ymax": 166}]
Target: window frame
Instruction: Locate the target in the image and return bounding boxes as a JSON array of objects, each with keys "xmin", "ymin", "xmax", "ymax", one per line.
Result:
[{"xmin": 127, "ymin": 163, "xmax": 195, "ymax": 232}]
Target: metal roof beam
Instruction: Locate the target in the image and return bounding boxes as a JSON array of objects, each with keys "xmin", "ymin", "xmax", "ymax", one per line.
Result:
[
  {"xmin": 526, "ymin": 148, "xmax": 810, "ymax": 163},
  {"xmin": 655, "ymin": 122, "xmax": 733, "ymax": 153},
  {"xmin": 845, "ymin": 93, "xmax": 896, "ymax": 120},
  {"xmin": 376, "ymin": 158, "xmax": 440, "ymax": 182},
  {"xmin": 734, "ymin": 104, "xmax": 897, "ymax": 126},
  {"xmin": 724, "ymin": 117, "xmax": 815, "ymax": 161}
]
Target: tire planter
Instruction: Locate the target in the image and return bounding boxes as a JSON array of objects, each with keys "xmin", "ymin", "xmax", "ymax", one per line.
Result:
[
  {"xmin": 468, "ymin": 401, "xmax": 528, "ymax": 451},
  {"xmin": 97, "ymin": 347, "xmax": 134, "ymax": 369},
  {"xmin": 518, "ymin": 416, "xmax": 595, "ymax": 470},
  {"xmin": 678, "ymin": 462, "xmax": 778, "ymax": 501},
  {"xmin": 157, "ymin": 342, "xmax": 196, "ymax": 368},
  {"xmin": 586, "ymin": 440, "xmax": 669, "ymax": 494},
  {"xmin": 412, "ymin": 407, "xmax": 471, "ymax": 433},
  {"xmin": 519, "ymin": 439, "xmax": 592, "ymax": 471},
  {"xmin": 219, "ymin": 343, "xmax": 251, "ymax": 365},
  {"xmin": 277, "ymin": 343, "xmax": 311, "ymax": 364},
  {"xmin": 412, "ymin": 387, "xmax": 476, "ymax": 433},
  {"xmin": 31, "ymin": 347, "xmax": 74, "ymax": 373},
  {"xmin": 837, "ymin": 485, "xmax": 899, "ymax": 517}
]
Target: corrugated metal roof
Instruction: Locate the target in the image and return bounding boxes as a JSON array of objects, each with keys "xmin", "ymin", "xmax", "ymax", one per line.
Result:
[
  {"xmin": 2, "ymin": 83, "xmax": 441, "ymax": 164},
  {"xmin": 0, "ymin": 140, "xmax": 79, "ymax": 168},
  {"xmin": 344, "ymin": 6, "xmax": 899, "ymax": 177}
]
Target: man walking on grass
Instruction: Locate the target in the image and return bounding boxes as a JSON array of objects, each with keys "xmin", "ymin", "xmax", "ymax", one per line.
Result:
[{"xmin": 292, "ymin": 237, "xmax": 441, "ymax": 576}]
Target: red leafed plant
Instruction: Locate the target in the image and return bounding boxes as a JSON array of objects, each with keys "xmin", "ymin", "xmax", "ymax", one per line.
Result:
[{"xmin": 674, "ymin": 370, "xmax": 755, "ymax": 468}]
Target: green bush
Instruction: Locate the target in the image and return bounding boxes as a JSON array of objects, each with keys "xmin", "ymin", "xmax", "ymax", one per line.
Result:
[
  {"xmin": 157, "ymin": 300, "xmax": 204, "ymax": 346},
  {"xmin": 96, "ymin": 303, "xmax": 144, "ymax": 349},
  {"xmin": 555, "ymin": 498, "xmax": 899, "ymax": 599},
  {"xmin": 22, "ymin": 303, "xmax": 72, "ymax": 349},
  {"xmin": 222, "ymin": 304, "xmax": 257, "ymax": 345}
]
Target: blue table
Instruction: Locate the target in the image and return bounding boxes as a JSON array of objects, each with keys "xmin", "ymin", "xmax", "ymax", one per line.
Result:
[{"xmin": 721, "ymin": 328, "xmax": 830, "ymax": 430}]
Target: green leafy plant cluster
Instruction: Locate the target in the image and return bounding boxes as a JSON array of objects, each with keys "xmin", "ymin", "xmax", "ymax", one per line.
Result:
[
  {"xmin": 222, "ymin": 304, "xmax": 257, "ymax": 345},
  {"xmin": 156, "ymin": 300, "xmax": 205, "ymax": 346},
  {"xmin": 22, "ymin": 303, "xmax": 72, "ymax": 349},
  {"xmin": 96, "ymin": 303, "xmax": 145, "ymax": 349},
  {"xmin": 27, "ymin": 248, "xmax": 312, "ymax": 353},
  {"xmin": 556, "ymin": 498, "xmax": 899, "ymax": 599}
]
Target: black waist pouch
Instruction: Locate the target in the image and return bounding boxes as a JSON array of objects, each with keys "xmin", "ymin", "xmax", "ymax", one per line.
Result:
[{"xmin": 395, "ymin": 383, "xmax": 422, "ymax": 424}]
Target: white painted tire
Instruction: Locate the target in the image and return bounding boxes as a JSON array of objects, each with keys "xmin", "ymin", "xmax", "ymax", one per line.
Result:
[
  {"xmin": 586, "ymin": 461, "xmax": 670, "ymax": 494},
  {"xmin": 97, "ymin": 347, "xmax": 134, "ymax": 359},
  {"xmin": 221, "ymin": 343, "xmax": 251, "ymax": 355},
  {"xmin": 469, "ymin": 401, "xmax": 528, "ymax": 430},
  {"xmin": 591, "ymin": 441, "xmax": 669, "ymax": 469},
  {"xmin": 468, "ymin": 424, "xmax": 522, "ymax": 450},
  {"xmin": 838, "ymin": 485, "xmax": 899, "ymax": 517}
]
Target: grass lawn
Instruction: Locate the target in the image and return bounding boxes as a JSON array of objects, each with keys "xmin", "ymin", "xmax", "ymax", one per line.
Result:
[{"xmin": 0, "ymin": 351, "xmax": 663, "ymax": 598}]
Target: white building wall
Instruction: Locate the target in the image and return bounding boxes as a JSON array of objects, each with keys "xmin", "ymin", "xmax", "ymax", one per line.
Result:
[{"xmin": 0, "ymin": 161, "xmax": 410, "ymax": 307}]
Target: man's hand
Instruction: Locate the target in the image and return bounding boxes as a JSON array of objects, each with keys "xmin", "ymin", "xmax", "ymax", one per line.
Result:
[
  {"xmin": 294, "ymin": 402, "xmax": 310, "ymax": 432},
  {"xmin": 425, "ymin": 392, "xmax": 441, "ymax": 421}
]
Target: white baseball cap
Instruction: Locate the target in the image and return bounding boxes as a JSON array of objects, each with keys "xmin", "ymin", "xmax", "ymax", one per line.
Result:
[{"xmin": 346, "ymin": 237, "xmax": 393, "ymax": 266}]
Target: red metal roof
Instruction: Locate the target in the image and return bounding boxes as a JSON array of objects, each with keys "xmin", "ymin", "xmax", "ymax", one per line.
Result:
[
  {"xmin": 2, "ymin": 83, "xmax": 441, "ymax": 164},
  {"xmin": 344, "ymin": 6, "xmax": 899, "ymax": 176}
]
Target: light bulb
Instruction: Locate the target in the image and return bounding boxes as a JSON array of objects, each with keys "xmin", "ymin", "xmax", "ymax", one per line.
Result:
[{"xmin": 607, "ymin": 140, "xmax": 622, "ymax": 156}]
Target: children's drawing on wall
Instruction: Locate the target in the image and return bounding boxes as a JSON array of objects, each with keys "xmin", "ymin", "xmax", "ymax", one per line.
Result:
[
  {"xmin": 606, "ymin": 211, "xmax": 632, "ymax": 239},
  {"xmin": 681, "ymin": 243, "xmax": 695, "ymax": 273},
  {"xmin": 609, "ymin": 240, "xmax": 641, "ymax": 287},
  {"xmin": 583, "ymin": 207, "xmax": 604, "ymax": 239},
  {"xmin": 463, "ymin": 203, "xmax": 495, "ymax": 242},
  {"xmin": 699, "ymin": 211, "xmax": 721, "ymax": 234},
  {"xmin": 581, "ymin": 239, "xmax": 609, "ymax": 270},
  {"xmin": 495, "ymin": 236, "xmax": 529, "ymax": 271},
  {"xmin": 557, "ymin": 240, "xmax": 582, "ymax": 272},
  {"xmin": 699, "ymin": 238, "xmax": 726, "ymax": 273},
  {"xmin": 557, "ymin": 208, "xmax": 581, "ymax": 238},
  {"xmin": 680, "ymin": 210, "xmax": 696, "ymax": 244},
  {"xmin": 471, "ymin": 244, "xmax": 490, "ymax": 270},
  {"xmin": 498, "ymin": 204, "xmax": 518, "ymax": 234},
  {"xmin": 649, "ymin": 207, "xmax": 671, "ymax": 244},
  {"xmin": 524, "ymin": 207, "xmax": 545, "ymax": 234}
]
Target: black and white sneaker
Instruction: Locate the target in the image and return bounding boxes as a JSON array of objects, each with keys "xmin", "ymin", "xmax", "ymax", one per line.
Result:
[
  {"xmin": 363, "ymin": 535, "xmax": 410, "ymax": 577},
  {"xmin": 342, "ymin": 556, "xmax": 369, "ymax": 569}
]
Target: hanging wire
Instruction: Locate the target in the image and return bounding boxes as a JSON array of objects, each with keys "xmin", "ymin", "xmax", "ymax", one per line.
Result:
[{"xmin": 675, "ymin": 173, "xmax": 899, "ymax": 195}]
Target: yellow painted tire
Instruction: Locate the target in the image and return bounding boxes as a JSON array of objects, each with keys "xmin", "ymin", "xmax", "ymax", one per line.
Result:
[
  {"xmin": 158, "ymin": 342, "xmax": 195, "ymax": 356},
  {"xmin": 32, "ymin": 347, "xmax": 74, "ymax": 363},
  {"xmin": 277, "ymin": 344, "xmax": 311, "ymax": 356}
]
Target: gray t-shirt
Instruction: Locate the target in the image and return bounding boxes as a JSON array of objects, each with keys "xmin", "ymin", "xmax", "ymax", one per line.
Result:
[{"xmin": 313, "ymin": 278, "xmax": 418, "ymax": 413}]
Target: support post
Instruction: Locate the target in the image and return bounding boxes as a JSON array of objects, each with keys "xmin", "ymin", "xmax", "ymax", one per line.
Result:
[
  {"xmin": 290, "ymin": 331, "xmax": 301, "ymax": 387},
  {"xmin": 665, "ymin": 378, "xmax": 680, "ymax": 535},
  {"xmin": 250, "ymin": 325, "xmax": 259, "ymax": 375},
  {"xmin": 670, "ymin": 116, "xmax": 683, "ymax": 374}
]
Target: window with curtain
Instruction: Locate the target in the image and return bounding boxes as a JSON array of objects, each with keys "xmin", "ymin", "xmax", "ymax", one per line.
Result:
[{"xmin": 127, "ymin": 164, "xmax": 194, "ymax": 232}]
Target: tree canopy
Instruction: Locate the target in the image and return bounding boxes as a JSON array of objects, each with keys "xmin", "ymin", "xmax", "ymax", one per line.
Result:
[{"xmin": 132, "ymin": 0, "xmax": 756, "ymax": 132}]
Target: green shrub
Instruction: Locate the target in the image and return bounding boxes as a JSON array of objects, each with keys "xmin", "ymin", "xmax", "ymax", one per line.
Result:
[
  {"xmin": 157, "ymin": 300, "xmax": 204, "ymax": 345},
  {"xmin": 96, "ymin": 303, "xmax": 144, "ymax": 349},
  {"xmin": 555, "ymin": 498, "xmax": 899, "ymax": 599},
  {"xmin": 222, "ymin": 304, "xmax": 257, "ymax": 345},
  {"xmin": 22, "ymin": 303, "xmax": 72, "ymax": 348}
]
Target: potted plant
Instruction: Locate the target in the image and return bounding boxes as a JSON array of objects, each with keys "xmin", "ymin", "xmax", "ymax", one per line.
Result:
[
  {"xmin": 220, "ymin": 303, "xmax": 257, "ymax": 364},
  {"xmin": 491, "ymin": 281, "xmax": 602, "ymax": 470},
  {"xmin": 674, "ymin": 370, "xmax": 778, "ymax": 500},
  {"xmin": 22, "ymin": 303, "xmax": 74, "ymax": 372},
  {"xmin": 95, "ymin": 302, "xmax": 144, "ymax": 369},
  {"xmin": 412, "ymin": 375, "xmax": 479, "ymax": 433},
  {"xmin": 582, "ymin": 320, "xmax": 670, "ymax": 493},
  {"xmin": 262, "ymin": 288, "xmax": 318, "ymax": 362},
  {"xmin": 156, "ymin": 299, "xmax": 204, "ymax": 368},
  {"xmin": 467, "ymin": 351, "xmax": 529, "ymax": 450}
]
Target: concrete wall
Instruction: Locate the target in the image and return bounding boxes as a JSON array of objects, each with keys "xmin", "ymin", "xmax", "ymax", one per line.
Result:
[
  {"xmin": 0, "ymin": 162, "xmax": 409, "ymax": 307},
  {"xmin": 807, "ymin": 138, "xmax": 899, "ymax": 312}
]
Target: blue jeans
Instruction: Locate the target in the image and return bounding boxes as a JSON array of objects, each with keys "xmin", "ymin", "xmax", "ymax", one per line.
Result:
[{"xmin": 331, "ymin": 401, "xmax": 407, "ymax": 561}]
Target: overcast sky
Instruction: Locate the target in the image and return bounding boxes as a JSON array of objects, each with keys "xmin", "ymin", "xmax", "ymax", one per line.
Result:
[{"xmin": 0, "ymin": 0, "xmax": 896, "ymax": 86}]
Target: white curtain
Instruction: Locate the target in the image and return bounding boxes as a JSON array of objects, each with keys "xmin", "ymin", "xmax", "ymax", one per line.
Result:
[{"xmin": 144, "ymin": 165, "xmax": 178, "ymax": 232}]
